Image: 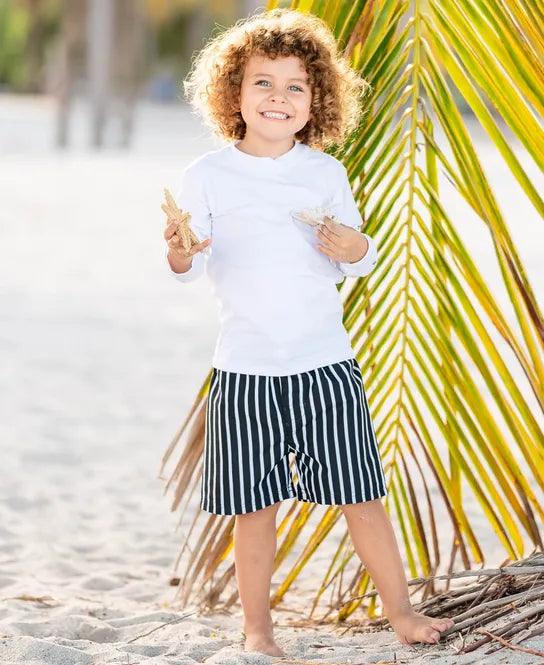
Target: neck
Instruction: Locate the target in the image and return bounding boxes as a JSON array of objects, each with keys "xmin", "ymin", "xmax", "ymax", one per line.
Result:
[{"xmin": 235, "ymin": 133, "xmax": 295, "ymax": 159}]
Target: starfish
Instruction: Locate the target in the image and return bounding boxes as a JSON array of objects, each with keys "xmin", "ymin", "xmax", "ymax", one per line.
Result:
[{"xmin": 161, "ymin": 187, "xmax": 201, "ymax": 252}]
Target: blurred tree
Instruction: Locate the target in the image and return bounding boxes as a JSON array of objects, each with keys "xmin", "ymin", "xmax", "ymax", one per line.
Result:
[
  {"xmin": 146, "ymin": 0, "xmax": 239, "ymax": 85},
  {"xmin": 111, "ymin": 0, "xmax": 149, "ymax": 147},
  {"xmin": 0, "ymin": 0, "xmax": 242, "ymax": 96},
  {"xmin": 0, "ymin": 0, "xmax": 60, "ymax": 92},
  {"xmin": 0, "ymin": 1, "xmax": 27, "ymax": 90},
  {"xmin": 23, "ymin": 0, "xmax": 59, "ymax": 91},
  {"xmin": 144, "ymin": 0, "xmax": 199, "ymax": 25},
  {"xmin": 55, "ymin": 0, "xmax": 85, "ymax": 147}
]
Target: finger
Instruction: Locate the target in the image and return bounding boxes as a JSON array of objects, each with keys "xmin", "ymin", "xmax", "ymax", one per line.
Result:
[
  {"xmin": 164, "ymin": 222, "xmax": 178, "ymax": 240},
  {"xmin": 183, "ymin": 238, "xmax": 210, "ymax": 256},
  {"xmin": 318, "ymin": 222, "xmax": 341, "ymax": 243},
  {"xmin": 316, "ymin": 229, "xmax": 337, "ymax": 249},
  {"xmin": 322, "ymin": 217, "xmax": 341, "ymax": 236},
  {"xmin": 196, "ymin": 238, "xmax": 212, "ymax": 251},
  {"xmin": 167, "ymin": 243, "xmax": 185, "ymax": 256},
  {"xmin": 317, "ymin": 224, "xmax": 330, "ymax": 239},
  {"xmin": 317, "ymin": 243, "xmax": 335, "ymax": 259},
  {"xmin": 167, "ymin": 238, "xmax": 185, "ymax": 255}
]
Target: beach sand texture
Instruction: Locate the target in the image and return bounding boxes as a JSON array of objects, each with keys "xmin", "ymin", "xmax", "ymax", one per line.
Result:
[{"xmin": 1, "ymin": 94, "xmax": 543, "ymax": 664}]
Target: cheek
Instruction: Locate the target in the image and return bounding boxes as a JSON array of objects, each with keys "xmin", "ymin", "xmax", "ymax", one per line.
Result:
[
  {"xmin": 295, "ymin": 96, "xmax": 312, "ymax": 117},
  {"xmin": 239, "ymin": 85, "xmax": 257, "ymax": 110},
  {"xmin": 294, "ymin": 105, "xmax": 311, "ymax": 126}
]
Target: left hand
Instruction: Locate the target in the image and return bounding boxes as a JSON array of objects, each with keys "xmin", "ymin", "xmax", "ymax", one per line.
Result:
[{"xmin": 316, "ymin": 216, "xmax": 368, "ymax": 264}]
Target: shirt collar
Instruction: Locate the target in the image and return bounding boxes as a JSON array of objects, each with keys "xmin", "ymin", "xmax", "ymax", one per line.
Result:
[{"xmin": 229, "ymin": 139, "xmax": 304, "ymax": 168}]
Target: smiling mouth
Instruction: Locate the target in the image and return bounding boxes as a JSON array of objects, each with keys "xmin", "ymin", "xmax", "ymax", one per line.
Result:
[{"xmin": 259, "ymin": 111, "xmax": 291, "ymax": 120}]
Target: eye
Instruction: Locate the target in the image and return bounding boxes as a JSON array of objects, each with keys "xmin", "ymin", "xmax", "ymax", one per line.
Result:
[{"xmin": 254, "ymin": 80, "xmax": 304, "ymax": 92}]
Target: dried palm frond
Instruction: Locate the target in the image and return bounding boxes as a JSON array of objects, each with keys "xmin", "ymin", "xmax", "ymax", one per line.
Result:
[{"xmin": 334, "ymin": 551, "xmax": 544, "ymax": 657}]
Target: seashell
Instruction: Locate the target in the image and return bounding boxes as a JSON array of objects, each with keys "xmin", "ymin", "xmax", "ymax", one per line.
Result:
[{"xmin": 291, "ymin": 205, "xmax": 338, "ymax": 228}]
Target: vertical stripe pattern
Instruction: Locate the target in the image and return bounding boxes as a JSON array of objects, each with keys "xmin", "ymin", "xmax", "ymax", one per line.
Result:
[{"xmin": 201, "ymin": 357, "xmax": 387, "ymax": 515}]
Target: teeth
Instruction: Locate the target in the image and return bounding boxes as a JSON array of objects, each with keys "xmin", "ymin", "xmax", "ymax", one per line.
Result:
[{"xmin": 262, "ymin": 111, "xmax": 289, "ymax": 119}]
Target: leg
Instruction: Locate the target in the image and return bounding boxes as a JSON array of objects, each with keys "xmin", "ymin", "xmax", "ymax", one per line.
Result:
[
  {"xmin": 234, "ymin": 500, "xmax": 286, "ymax": 657},
  {"xmin": 339, "ymin": 499, "xmax": 455, "ymax": 645}
]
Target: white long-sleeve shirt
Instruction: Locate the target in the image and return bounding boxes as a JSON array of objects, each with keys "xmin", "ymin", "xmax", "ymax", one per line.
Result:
[{"xmin": 165, "ymin": 139, "xmax": 378, "ymax": 376}]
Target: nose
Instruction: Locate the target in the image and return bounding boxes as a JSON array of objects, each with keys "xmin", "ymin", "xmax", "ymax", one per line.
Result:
[{"xmin": 268, "ymin": 88, "xmax": 288, "ymax": 104}]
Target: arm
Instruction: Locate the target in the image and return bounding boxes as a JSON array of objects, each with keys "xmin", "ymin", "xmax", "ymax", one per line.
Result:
[{"xmin": 330, "ymin": 166, "xmax": 378, "ymax": 278}]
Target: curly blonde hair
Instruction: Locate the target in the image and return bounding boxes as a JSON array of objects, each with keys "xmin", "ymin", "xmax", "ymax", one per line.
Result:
[{"xmin": 182, "ymin": 8, "xmax": 370, "ymax": 151}]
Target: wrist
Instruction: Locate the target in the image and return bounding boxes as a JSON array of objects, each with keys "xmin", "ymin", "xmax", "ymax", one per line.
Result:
[
  {"xmin": 167, "ymin": 248, "xmax": 193, "ymax": 273},
  {"xmin": 349, "ymin": 235, "xmax": 369, "ymax": 263}
]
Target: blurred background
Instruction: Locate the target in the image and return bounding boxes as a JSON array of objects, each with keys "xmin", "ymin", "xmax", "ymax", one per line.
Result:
[
  {"xmin": 0, "ymin": 0, "xmax": 249, "ymax": 609},
  {"xmin": 0, "ymin": 0, "xmax": 267, "ymax": 147}
]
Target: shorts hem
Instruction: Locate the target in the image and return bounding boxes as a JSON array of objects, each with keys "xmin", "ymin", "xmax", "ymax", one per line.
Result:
[
  {"xmin": 296, "ymin": 490, "xmax": 388, "ymax": 506},
  {"xmin": 200, "ymin": 490, "xmax": 297, "ymax": 516}
]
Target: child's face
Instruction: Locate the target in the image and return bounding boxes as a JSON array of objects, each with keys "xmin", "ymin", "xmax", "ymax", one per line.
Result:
[{"xmin": 238, "ymin": 54, "xmax": 312, "ymax": 142}]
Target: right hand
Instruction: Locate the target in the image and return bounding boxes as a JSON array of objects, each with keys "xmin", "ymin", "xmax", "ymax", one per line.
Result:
[{"xmin": 163, "ymin": 220, "xmax": 211, "ymax": 258}]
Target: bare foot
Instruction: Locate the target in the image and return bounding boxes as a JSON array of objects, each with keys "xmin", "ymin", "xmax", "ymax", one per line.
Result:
[
  {"xmin": 387, "ymin": 609, "xmax": 455, "ymax": 645},
  {"xmin": 242, "ymin": 630, "xmax": 286, "ymax": 657}
]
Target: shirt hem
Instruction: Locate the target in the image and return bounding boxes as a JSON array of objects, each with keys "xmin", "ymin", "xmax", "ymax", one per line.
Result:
[{"xmin": 211, "ymin": 349, "xmax": 356, "ymax": 377}]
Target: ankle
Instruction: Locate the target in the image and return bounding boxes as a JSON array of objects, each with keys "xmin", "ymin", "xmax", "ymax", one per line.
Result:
[
  {"xmin": 243, "ymin": 618, "xmax": 274, "ymax": 636},
  {"xmin": 384, "ymin": 599, "xmax": 414, "ymax": 621}
]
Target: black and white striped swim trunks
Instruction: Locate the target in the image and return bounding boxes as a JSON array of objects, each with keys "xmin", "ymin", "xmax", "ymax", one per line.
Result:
[{"xmin": 201, "ymin": 357, "xmax": 388, "ymax": 515}]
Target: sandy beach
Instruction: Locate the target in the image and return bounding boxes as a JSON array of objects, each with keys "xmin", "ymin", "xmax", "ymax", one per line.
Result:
[{"xmin": 1, "ymin": 93, "xmax": 543, "ymax": 664}]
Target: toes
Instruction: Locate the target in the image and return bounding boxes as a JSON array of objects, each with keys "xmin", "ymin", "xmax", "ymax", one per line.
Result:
[
  {"xmin": 430, "ymin": 616, "xmax": 455, "ymax": 630},
  {"xmin": 427, "ymin": 629, "xmax": 441, "ymax": 643},
  {"xmin": 430, "ymin": 619, "xmax": 452, "ymax": 631},
  {"xmin": 396, "ymin": 633, "xmax": 411, "ymax": 645}
]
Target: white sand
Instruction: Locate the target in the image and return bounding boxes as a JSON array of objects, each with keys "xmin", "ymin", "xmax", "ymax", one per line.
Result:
[{"xmin": 1, "ymin": 94, "xmax": 543, "ymax": 664}]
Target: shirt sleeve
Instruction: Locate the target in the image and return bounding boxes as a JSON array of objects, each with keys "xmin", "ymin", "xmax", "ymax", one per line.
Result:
[
  {"xmin": 165, "ymin": 165, "xmax": 212, "ymax": 283},
  {"xmin": 330, "ymin": 166, "xmax": 378, "ymax": 278}
]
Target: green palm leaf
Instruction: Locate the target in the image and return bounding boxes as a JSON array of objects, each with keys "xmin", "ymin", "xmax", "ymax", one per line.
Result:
[{"xmin": 160, "ymin": 0, "xmax": 544, "ymax": 621}]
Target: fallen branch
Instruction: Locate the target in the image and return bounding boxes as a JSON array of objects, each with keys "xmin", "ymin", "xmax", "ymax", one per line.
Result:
[
  {"xmin": 336, "ymin": 552, "xmax": 544, "ymax": 657},
  {"xmin": 126, "ymin": 610, "xmax": 198, "ymax": 643},
  {"xmin": 343, "ymin": 559, "xmax": 544, "ymax": 605},
  {"xmin": 476, "ymin": 628, "xmax": 544, "ymax": 658}
]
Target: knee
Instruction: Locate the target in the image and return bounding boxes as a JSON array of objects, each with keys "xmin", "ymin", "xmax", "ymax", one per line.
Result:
[
  {"xmin": 235, "ymin": 500, "xmax": 282, "ymax": 523},
  {"xmin": 338, "ymin": 498, "xmax": 383, "ymax": 519}
]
